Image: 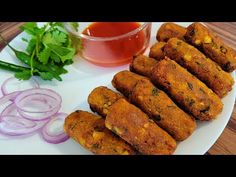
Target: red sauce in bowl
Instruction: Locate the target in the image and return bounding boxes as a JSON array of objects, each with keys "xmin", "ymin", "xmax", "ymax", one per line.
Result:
[{"xmin": 81, "ymin": 22, "xmax": 147, "ymax": 67}]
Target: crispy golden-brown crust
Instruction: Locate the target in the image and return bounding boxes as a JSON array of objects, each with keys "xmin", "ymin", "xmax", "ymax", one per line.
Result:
[
  {"xmin": 88, "ymin": 86, "xmax": 123, "ymax": 117},
  {"xmin": 105, "ymin": 99, "xmax": 177, "ymax": 155},
  {"xmin": 151, "ymin": 58, "xmax": 223, "ymax": 121},
  {"xmin": 149, "ymin": 42, "xmax": 166, "ymax": 60},
  {"xmin": 113, "ymin": 70, "xmax": 196, "ymax": 140},
  {"xmin": 130, "ymin": 55, "xmax": 158, "ymax": 78},
  {"xmin": 164, "ymin": 38, "xmax": 234, "ymax": 98},
  {"xmin": 185, "ymin": 22, "xmax": 236, "ymax": 72},
  {"xmin": 64, "ymin": 110, "xmax": 137, "ymax": 155},
  {"xmin": 130, "ymin": 79, "xmax": 196, "ymax": 141},
  {"xmin": 112, "ymin": 70, "xmax": 148, "ymax": 97},
  {"xmin": 157, "ymin": 22, "xmax": 187, "ymax": 42}
]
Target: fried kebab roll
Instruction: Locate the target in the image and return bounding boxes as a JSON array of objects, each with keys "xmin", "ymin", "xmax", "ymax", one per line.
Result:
[
  {"xmin": 105, "ymin": 98, "xmax": 177, "ymax": 155},
  {"xmin": 111, "ymin": 69, "xmax": 148, "ymax": 97},
  {"xmin": 149, "ymin": 42, "xmax": 166, "ymax": 60},
  {"xmin": 112, "ymin": 70, "xmax": 196, "ymax": 141},
  {"xmin": 112, "ymin": 70, "xmax": 148, "ymax": 96},
  {"xmin": 185, "ymin": 22, "xmax": 236, "ymax": 72},
  {"xmin": 157, "ymin": 22, "xmax": 187, "ymax": 42},
  {"xmin": 164, "ymin": 38, "xmax": 234, "ymax": 98},
  {"xmin": 88, "ymin": 86, "xmax": 124, "ymax": 117},
  {"xmin": 151, "ymin": 58, "xmax": 223, "ymax": 121},
  {"xmin": 64, "ymin": 110, "xmax": 137, "ymax": 155},
  {"xmin": 130, "ymin": 56, "xmax": 223, "ymax": 120},
  {"xmin": 130, "ymin": 55, "xmax": 158, "ymax": 78}
]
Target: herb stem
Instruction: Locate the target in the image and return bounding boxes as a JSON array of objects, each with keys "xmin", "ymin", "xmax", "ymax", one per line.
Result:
[
  {"xmin": 30, "ymin": 49, "xmax": 36, "ymax": 76},
  {"xmin": 36, "ymin": 36, "xmax": 39, "ymax": 57}
]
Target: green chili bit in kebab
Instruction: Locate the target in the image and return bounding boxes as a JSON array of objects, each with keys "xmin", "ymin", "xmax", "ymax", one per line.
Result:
[
  {"xmin": 152, "ymin": 88, "xmax": 160, "ymax": 96},
  {"xmin": 187, "ymin": 82, "xmax": 193, "ymax": 90}
]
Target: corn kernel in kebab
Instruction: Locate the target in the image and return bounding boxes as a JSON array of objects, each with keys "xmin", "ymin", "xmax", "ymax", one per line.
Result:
[
  {"xmin": 105, "ymin": 98, "xmax": 177, "ymax": 155},
  {"xmin": 164, "ymin": 38, "xmax": 234, "ymax": 98},
  {"xmin": 112, "ymin": 70, "xmax": 196, "ymax": 141},
  {"xmin": 64, "ymin": 110, "xmax": 137, "ymax": 155},
  {"xmin": 157, "ymin": 22, "xmax": 187, "ymax": 42},
  {"xmin": 185, "ymin": 22, "xmax": 236, "ymax": 72}
]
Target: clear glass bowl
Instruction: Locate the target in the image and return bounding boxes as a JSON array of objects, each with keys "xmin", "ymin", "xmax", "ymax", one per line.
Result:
[{"xmin": 65, "ymin": 22, "xmax": 152, "ymax": 67}]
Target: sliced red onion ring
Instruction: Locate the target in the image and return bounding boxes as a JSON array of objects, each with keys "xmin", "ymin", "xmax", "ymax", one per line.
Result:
[
  {"xmin": 1, "ymin": 77, "xmax": 39, "ymax": 96},
  {"xmin": 15, "ymin": 94, "xmax": 60, "ymax": 113},
  {"xmin": 14, "ymin": 88, "xmax": 62, "ymax": 113},
  {"xmin": 1, "ymin": 103, "xmax": 17, "ymax": 117},
  {"xmin": 17, "ymin": 104, "xmax": 61, "ymax": 121},
  {"xmin": 0, "ymin": 77, "xmax": 69, "ymax": 144},
  {"xmin": 0, "ymin": 92, "xmax": 21, "ymax": 115},
  {"xmin": 0, "ymin": 92, "xmax": 21, "ymax": 106},
  {"xmin": 0, "ymin": 115, "xmax": 48, "ymax": 136},
  {"xmin": 0, "ymin": 133, "xmax": 10, "ymax": 140},
  {"xmin": 1, "ymin": 115, "xmax": 36, "ymax": 129},
  {"xmin": 41, "ymin": 113, "xmax": 69, "ymax": 144},
  {"xmin": 14, "ymin": 88, "xmax": 62, "ymax": 121}
]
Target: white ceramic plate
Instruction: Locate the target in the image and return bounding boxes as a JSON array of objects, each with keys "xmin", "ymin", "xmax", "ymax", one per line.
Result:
[{"xmin": 0, "ymin": 22, "xmax": 235, "ymax": 155}]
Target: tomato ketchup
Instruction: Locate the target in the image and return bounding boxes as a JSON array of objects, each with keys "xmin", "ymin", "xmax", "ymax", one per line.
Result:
[{"xmin": 81, "ymin": 22, "xmax": 147, "ymax": 67}]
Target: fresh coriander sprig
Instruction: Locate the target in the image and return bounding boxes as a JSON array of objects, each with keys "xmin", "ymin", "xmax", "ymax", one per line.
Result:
[{"xmin": 0, "ymin": 22, "xmax": 82, "ymax": 81}]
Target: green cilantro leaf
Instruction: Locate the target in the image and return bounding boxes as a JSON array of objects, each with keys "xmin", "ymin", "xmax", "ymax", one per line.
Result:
[
  {"xmin": 50, "ymin": 51, "xmax": 61, "ymax": 63},
  {"xmin": 49, "ymin": 22, "xmax": 64, "ymax": 28},
  {"xmin": 38, "ymin": 71, "xmax": 54, "ymax": 80},
  {"xmin": 26, "ymin": 38, "xmax": 36, "ymax": 55},
  {"xmin": 15, "ymin": 70, "xmax": 32, "ymax": 80},
  {"xmin": 42, "ymin": 32, "xmax": 57, "ymax": 45},
  {"xmin": 49, "ymin": 64, "xmax": 68, "ymax": 74},
  {"xmin": 64, "ymin": 59, "xmax": 73, "ymax": 65},
  {"xmin": 46, "ymin": 43, "xmax": 75, "ymax": 63},
  {"xmin": 21, "ymin": 22, "xmax": 46, "ymax": 37},
  {"xmin": 52, "ymin": 30, "xmax": 67, "ymax": 44},
  {"xmin": 38, "ymin": 47, "xmax": 51, "ymax": 64},
  {"xmin": 43, "ymin": 30, "xmax": 67, "ymax": 46},
  {"xmin": 20, "ymin": 22, "xmax": 37, "ymax": 35},
  {"xmin": 51, "ymin": 72, "xmax": 62, "ymax": 81}
]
